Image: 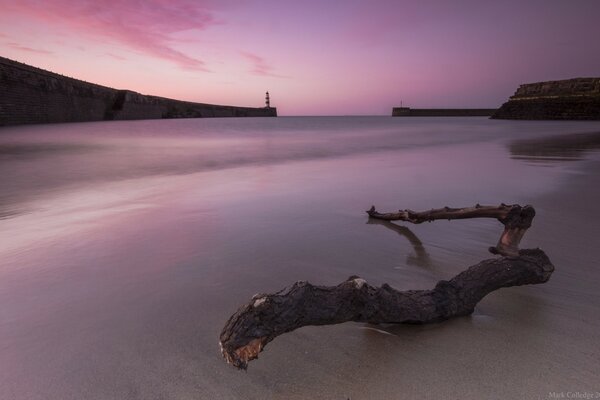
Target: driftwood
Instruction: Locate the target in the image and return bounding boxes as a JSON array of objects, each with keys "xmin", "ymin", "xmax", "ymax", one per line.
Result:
[
  {"xmin": 219, "ymin": 204, "xmax": 553, "ymax": 370},
  {"xmin": 367, "ymin": 204, "xmax": 535, "ymax": 257}
]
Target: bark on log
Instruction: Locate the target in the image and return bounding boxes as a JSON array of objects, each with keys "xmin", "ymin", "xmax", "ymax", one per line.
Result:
[
  {"xmin": 366, "ymin": 204, "xmax": 535, "ymax": 257},
  {"xmin": 220, "ymin": 249, "xmax": 554, "ymax": 369}
]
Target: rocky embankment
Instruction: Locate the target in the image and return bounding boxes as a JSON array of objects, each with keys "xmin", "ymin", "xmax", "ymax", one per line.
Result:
[{"xmin": 492, "ymin": 78, "xmax": 600, "ymax": 120}]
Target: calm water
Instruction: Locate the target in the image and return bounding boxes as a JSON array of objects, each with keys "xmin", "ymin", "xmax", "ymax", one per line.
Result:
[{"xmin": 1, "ymin": 117, "xmax": 600, "ymax": 399}]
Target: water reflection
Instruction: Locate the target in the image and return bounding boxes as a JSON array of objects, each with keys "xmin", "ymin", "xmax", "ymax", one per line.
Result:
[
  {"xmin": 366, "ymin": 218, "xmax": 433, "ymax": 269},
  {"xmin": 3, "ymin": 118, "xmax": 600, "ymax": 399},
  {"xmin": 2, "ymin": 118, "xmax": 599, "ymax": 223},
  {"xmin": 0, "ymin": 142, "xmax": 104, "ymax": 158},
  {"xmin": 509, "ymin": 131, "xmax": 600, "ymax": 163}
]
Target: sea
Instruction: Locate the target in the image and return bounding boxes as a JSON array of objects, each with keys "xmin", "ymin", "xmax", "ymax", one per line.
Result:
[{"xmin": 1, "ymin": 117, "xmax": 599, "ymax": 399}]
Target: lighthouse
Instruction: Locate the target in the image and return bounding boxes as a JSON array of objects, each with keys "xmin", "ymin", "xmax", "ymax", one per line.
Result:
[{"xmin": 265, "ymin": 91, "xmax": 271, "ymax": 109}]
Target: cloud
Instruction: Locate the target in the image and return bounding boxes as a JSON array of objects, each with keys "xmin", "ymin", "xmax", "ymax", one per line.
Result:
[
  {"xmin": 106, "ymin": 52, "xmax": 127, "ymax": 61},
  {"xmin": 1, "ymin": 0, "xmax": 217, "ymax": 70},
  {"xmin": 241, "ymin": 51, "xmax": 288, "ymax": 78},
  {"xmin": 5, "ymin": 42, "xmax": 53, "ymax": 55}
]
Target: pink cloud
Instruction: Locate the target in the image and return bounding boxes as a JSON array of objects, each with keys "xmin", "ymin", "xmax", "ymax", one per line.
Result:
[
  {"xmin": 5, "ymin": 42, "xmax": 53, "ymax": 55},
  {"xmin": 106, "ymin": 53, "xmax": 127, "ymax": 61},
  {"xmin": 1, "ymin": 0, "xmax": 217, "ymax": 70},
  {"xmin": 241, "ymin": 51, "xmax": 287, "ymax": 78}
]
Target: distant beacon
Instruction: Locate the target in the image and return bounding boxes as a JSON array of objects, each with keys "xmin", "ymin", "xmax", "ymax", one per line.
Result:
[{"xmin": 265, "ymin": 91, "xmax": 271, "ymax": 108}]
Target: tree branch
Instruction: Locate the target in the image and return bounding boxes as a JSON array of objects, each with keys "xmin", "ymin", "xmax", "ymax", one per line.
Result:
[
  {"xmin": 366, "ymin": 204, "xmax": 536, "ymax": 257},
  {"xmin": 219, "ymin": 249, "xmax": 554, "ymax": 370}
]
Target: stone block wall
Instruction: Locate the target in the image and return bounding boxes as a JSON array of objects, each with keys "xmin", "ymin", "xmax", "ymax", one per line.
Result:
[
  {"xmin": 0, "ymin": 57, "xmax": 117, "ymax": 125},
  {"xmin": 0, "ymin": 56, "xmax": 276, "ymax": 127},
  {"xmin": 392, "ymin": 108, "xmax": 496, "ymax": 117}
]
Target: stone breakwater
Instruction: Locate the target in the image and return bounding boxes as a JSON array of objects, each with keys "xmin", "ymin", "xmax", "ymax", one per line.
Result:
[
  {"xmin": 392, "ymin": 108, "xmax": 496, "ymax": 117},
  {"xmin": 0, "ymin": 56, "xmax": 276, "ymax": 127},
  {"xmin": 492, "ymin": 78, "xmax": 600, "ymax": 120}
]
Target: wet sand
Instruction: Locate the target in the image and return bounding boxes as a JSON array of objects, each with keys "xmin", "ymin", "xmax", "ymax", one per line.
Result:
[{"xmin": 1, "ymin": 118, "xmax": 599, "ymax": 399}]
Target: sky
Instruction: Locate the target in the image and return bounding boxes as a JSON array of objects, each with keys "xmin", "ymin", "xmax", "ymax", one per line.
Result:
[{"xmin": 1, "ymin": 0, "xmax": 599, "ymax": 115}]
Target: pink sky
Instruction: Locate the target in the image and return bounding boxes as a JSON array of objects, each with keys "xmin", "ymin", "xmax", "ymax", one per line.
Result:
[{"xmin": 1, "ymin": 0, "xmax": 599, "ymax": 115}]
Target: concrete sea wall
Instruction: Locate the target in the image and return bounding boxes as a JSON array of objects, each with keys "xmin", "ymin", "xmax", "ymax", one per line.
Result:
[
  {"xmin": 0, "ymin": 56, "xmax": 276, "ymax": 127},
  {"xmin": 392, "ymin": 107, "xmax": 496, "ymax": 117},
  {"xmin": 492, "ymin": 78, "xmax": 600, "ymax": 120}
]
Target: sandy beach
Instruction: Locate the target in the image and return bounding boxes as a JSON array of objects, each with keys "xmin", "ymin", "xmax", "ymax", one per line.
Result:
[{"xmin": 1, "ymin": 117, "xmax": 599, "ymax": 399}]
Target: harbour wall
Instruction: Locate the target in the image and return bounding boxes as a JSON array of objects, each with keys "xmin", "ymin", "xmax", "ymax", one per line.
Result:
[
  {"xmin": 0, "ymin": 56, "xmax": 276, "ymax": 127},
  {"xmin": 492, "ymin": 78, "xmax": 600, "ymax": 120},
  {"xmin": 392, "ymin": 108, "xmax": 496, "ymax": 117}
]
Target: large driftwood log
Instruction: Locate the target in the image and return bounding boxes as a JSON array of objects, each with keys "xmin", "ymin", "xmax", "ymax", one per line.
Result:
[
  {"xmin": 367, "ymin": 204, "xmax": 535, "ymax": 257},
  {"xmin": 220, "ymin": 203, "xmax": 552, "ymax": 370},
  {"xmin": 220, "ymin": 249, "xmax": 554, "ymax": 369}
]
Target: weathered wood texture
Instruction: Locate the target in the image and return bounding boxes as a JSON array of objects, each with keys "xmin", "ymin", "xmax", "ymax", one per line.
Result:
[
  {"xmin": 220, "ymin": 249, "xmax": 554, "ymax": 369},
  {"xmin": 366, "ymin": 204, "xmax": 535, "ymax": 257}
]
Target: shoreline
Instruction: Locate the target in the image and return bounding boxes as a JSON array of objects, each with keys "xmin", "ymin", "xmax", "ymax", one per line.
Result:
[{"xmin": 1, "ymin": 119, "xmax": 599, "ymax": 399}]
